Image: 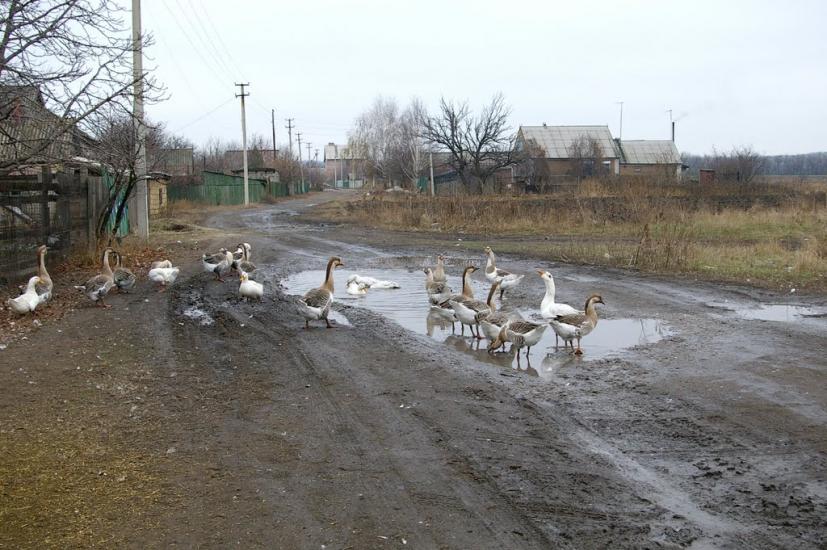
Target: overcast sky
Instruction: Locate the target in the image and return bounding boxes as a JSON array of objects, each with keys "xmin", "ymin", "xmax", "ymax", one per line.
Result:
[{"xmin": 140, "ymin": 0, "xmax": 826, "ymax": 156}]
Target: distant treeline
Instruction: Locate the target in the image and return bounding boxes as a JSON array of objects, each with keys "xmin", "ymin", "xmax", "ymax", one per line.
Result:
[{"xmin": 683, "ymin": 151, "xmax": 827, "ymax": 176}]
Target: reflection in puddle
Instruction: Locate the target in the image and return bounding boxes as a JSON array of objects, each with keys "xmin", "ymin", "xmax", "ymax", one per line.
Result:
[
  {"xmin": 283, "ymin": 268, "xmax": 672, "ymax": 375},
  {"xmin": 706, "ymin": 301, "xmax": 827, "ymax": 322}
]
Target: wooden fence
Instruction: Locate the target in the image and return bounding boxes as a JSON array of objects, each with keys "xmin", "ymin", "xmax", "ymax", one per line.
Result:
[{"xmin": 0, "ymin": 166, "xmax": 110, "ymax": 285}]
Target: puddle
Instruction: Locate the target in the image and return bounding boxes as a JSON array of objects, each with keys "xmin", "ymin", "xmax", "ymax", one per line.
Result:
[
  {"xmin": 706, "ymin": 301, "xmax": 827, "ymax": 323},
  {"xmin": 182, "ymin": 306, "xmax": 214, "ymax": 326},
  {"xmin": 283, "ymin": 268, "xmax": 672, "ymax": 375}
]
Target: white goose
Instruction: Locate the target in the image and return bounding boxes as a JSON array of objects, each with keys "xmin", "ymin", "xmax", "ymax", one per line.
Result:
[
  {"xmin": 488, "ymin": 319, "xmax": 548, "ymax": 356},
  {"xmin": 239, "ymin": 271, "xmax": 264, "ymax": 301},
  {"xmin": 429, "ymin": 265, "xmax": 477, "ymax": 329},
  {"xmin": 433, "ymin": 255, "xmax": 448, "ymax": 283},
  {"xmin": 484, "ymin": 246, "xmax": 524, "ymax": 299},
  {"xmin": 148, "ymin": 264, "xmax": 180, "ymax": 291},
  {"xmin": 346, "ymin": 278, "xmax": 369, "ymax": 295},
  {"xmin": 297, "ymin": 256, "xmax": 344, "ymax": 328},
  {"xmin": 347, "ymin": 274, "xmax": 400, "ymax": 289},
  {"xmin": 538, "ymin": 270, "xmax": 579, "ymax": 347},
  {"xmin": 423, "ymin": 268, "xmax": 452, "ymax": 305},
  {"xmin": 6, "ymin": 276, "xmax": 42, "ymax": 315},
  {"xmin": 549, "ymin": 294, "xmax": 604, "ymax": 355}
]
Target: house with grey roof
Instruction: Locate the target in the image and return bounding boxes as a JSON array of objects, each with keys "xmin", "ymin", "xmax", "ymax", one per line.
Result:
[
  {"xmin": 516, "ymin": 125, "xmax": 622, "ymax": 177},
  {"xmin": 617, "ymin": 140, "xmax": 682, "ymax": 177}
]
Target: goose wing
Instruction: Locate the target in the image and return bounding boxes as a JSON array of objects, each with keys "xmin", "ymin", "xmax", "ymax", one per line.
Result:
[
  {"xmin": 509, "ymin": 320, "xmax": 543, "ymax": 334},
  {"xmin": 554, "ymin": 311, "xmax": 588, "ymax": 327},
  {"xmin": 302, "ymin": 287, "xmax": 332, "ymax": 309}
]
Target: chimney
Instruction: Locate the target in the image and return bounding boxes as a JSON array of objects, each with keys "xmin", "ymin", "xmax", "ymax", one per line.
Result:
[{"xmin": 671, "ymin": 121, "xmax": 675, "ymax": 142}]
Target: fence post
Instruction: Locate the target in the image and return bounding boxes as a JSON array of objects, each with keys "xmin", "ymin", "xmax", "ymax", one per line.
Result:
[
  {"xmin": 58, "ymin": 172, "xmax": 71, "ymax": 253},
  {"xmin": 39, "ymin": 165, "xmax": 51, "ymax": 244}
]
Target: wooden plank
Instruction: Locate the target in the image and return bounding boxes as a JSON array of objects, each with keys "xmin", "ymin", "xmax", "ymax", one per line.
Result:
[{"xmin": 0, "ymin": 181, "xmax": 61, "ymax": 192}]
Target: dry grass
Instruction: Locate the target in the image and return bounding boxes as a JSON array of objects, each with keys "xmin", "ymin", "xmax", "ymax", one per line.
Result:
[{"xmin": 312, "ymin": 178, "xmax": 827, "ymax": 291}]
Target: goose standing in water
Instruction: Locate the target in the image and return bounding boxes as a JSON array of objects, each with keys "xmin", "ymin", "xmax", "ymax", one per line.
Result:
[
  {"xmin": 449, "ymin": 279, "xmax": 498, "ymax": 339},
  {"xmin": 434, "ymin": 265, "xmax": 478, "ymax": 334},
  {"xmin": 433, "ymin": 255, "xmax": 448, "ymax": 283},
  {"xmin": 478, "ymin": 281, "xmax": 514, "ymax": 341},
  {"xmin": 423, "ymin": 268, "xmax": 452, "ymax": 305},
  {"xmin": 34, "ymin": 245, "xmax": 53, "ymax": 304},
  {"xmin": 347, "ymin": 274, "xmax": 400, "ymax": 289},
  {"xmin": 484, "ymin": 247, "xmax": 524, "ymax": 299},
  {"xmin": 75, "ymin": 248, "xmax": 116, "ymax": 307},
  {"xmin": 488, "ymin": 319, "xmax": 548, "ymax": 357},
  {"xmin": 7, "ymin": 276, "xmax": 42, "ymax": 315},
  {"xmin": 113, "ymin": 252, "xmax": 137, "ymax": 293},
  {"xmin": 298, "ymin": 256, "xmax": 344, "ymax": 328},
  {"xmin": 549, "ymin": 294, "xmax": 604, "ymax": 355},
  {"xmin": 538, "ymin": 270, "xmax": 579, "ymax": 347},
  {"xmin": 201, "ymin": 248, "xmax": 233, "ymax": 282}
]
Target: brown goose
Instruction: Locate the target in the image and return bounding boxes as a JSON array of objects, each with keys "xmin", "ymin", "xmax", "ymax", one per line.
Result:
[
  {"xmin": 549, "ymin": 294, "xmax": 604, "ymax": 355},
  {"xmin": 34, "ymin": 245, "xmax": 53, "ymax": 303},
  {"xmin": 297, "ymin": 256, "xmax": 344, "ymax": 328},
  {"xmin": 74, "ymin": 248, "xmax": 116, "ymax": 307},
  {"xmin": 433, "ymin": 254, "xmax": 448, "ymax": 283},
  {"xmin": 478, "ymin": 281, "xmax": 513, "ymax": 340},
  {"xmin": 113, "ymin": 252, "xmax": 137, "ymax": 292},
  {"xmin": 488, "ymin": 319, "xmax": 548, "ymax": 356},
  {"xmin": 423, "ymin": 267, "xmax": 452, "ymax": 305}
]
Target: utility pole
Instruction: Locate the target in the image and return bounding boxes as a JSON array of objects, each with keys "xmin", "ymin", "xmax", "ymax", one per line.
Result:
[
  {"xmin": 285, "ymin": 118, "xmax": 294, "ymax": 186},
  {"xmin": 616, "ymin": 101, "xmax": 624, "ymax": 142},
  {"xmin": 271, "ymin": 109, "xmax": 277, "ymax": 166},
  {"xmin": 314, "ymin": 148, "xmax": 319, "ymax": 162},
  {"xmin": 235, "ymin": 82, "xmax": 250, "ymax": 205},
  {"xmin": 429, "ymin": 147, "xmax": 435, "ymax": 197},
  {"xmin": 131, "ymin": 0, "xmax": 148, "ymax": 238},
  {"xmin": 296, "ymin": 132, "xmax": 304, "ymax": 188}
]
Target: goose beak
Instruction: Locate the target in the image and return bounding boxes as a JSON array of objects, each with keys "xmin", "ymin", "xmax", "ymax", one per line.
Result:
[{"xmin": 536, "ymin": 270, "xmax": 545, "ymax": 277}]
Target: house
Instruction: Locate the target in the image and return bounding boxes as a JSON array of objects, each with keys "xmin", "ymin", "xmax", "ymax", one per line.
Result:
[
  {"xmin": 152, "ymin": 147, "xmax": 194, "ymax": 176},
  {"xmin": 323, "ymin": 143, "xmax": 365, "ymax": 188},
  {"xmin": 0, "ymin": 85, "xmax": 97, "ymax": 171},
  {"xmin": 618, "ymin": 140, "xmax": 682, "ymax": 177},
  {"xmin": 516, "ymin": 125, "xmax": 622, "ymax": 177}
]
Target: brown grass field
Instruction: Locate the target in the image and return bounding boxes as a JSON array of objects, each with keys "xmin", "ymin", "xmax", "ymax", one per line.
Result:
[{"xmin": 311, "ymin": 178, "xmax": 827, "ymax": 292}]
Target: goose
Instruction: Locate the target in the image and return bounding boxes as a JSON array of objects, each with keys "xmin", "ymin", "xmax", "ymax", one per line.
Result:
[
  {"xmin": 483, "ymin": 246, "xmax": 524, "ymax": 299},
  {"xmin": 239, "ymin": 271, "xmax": 264, "ymax": 301},
  {"xmin": 232, "ymin": 243, "xmax": 256, "ymax": 274},
  {"xmin": 297, "ymin": 256, "xmax": 344, "ymax": 328},
  {"xmin": 34, "ymin": 245, "xmax": 53, "ymax": 304},
  {"xmin": 74, "ymin": 248, "xmax": 115, "ymax": 307},
  {"xmin": 432, "ymin": 254, "xmax": 448, "ymax": 283},
  {"xmin": 423, "ymin": 268, "xmax": 453, "ymax": 305},
  {"xmin": 449, "ymin": 280, "xmax": 497, "ymax": 339},
  {"xmin": 6, "ymin": 276, "xmax": 42, "ymax": 315},
  {"xmin": 347, "ymin": 274, "xmax": 400, "ymax": 289},
  {"xmin": 478, "ymin": 281, "xmax": 514, "ymax": 340},
  {"xmin": 435, "ymin": 265, "xmax": 478, "ymax": 334},
  {"xmin": 538, "ymin": 270, "xmax": 579, "ymax": 347},
  {"xmin": 346, "ymin": 278, "xmax": 369, "ymax": 295},
  {"xmin": 201, "ymin": 248, "xmax": 233, "ymax": 282},
  {"xmin": 148, "ymin": 265, "xmax": 179, "ymax": 291},
  {"xmin": 151, "ymin": 259, "xmax": 173, "ymax": 269},
  {"xmin": 549, "ymin": 294, "xmax": 604, "ymax": 355},
  {"xmin": 112, "ymin": 252, "xmax": 137, "ymax": 293},
  {"xmin": 488, "ymin": 319, "xmax": 548, "ymax": 356}
]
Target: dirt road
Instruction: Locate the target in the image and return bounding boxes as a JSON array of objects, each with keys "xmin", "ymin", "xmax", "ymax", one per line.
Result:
[{"xmin": 2, "ymin": 190, "xmax": 826, "ymax": 548}]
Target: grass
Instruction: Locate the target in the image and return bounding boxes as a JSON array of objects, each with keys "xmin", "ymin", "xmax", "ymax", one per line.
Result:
[{"xmin": 310, "ymin": 178, "xmax": 827, "ymax": 292}]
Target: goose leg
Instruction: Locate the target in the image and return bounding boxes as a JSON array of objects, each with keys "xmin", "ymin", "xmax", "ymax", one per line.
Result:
[
  {"xmin": 499, "ymin": 288, "xmax": 504, "ymax": 300},
  {"xmin": 304, "ymin": 320, "xmax": 310, "ymax": 330},
  {"xmin": 574, "ymin": 337, "xmax": 583, "ymax": 355},
  {"xmin": 325, "ymin": 317, "xmax": 334, "ymax": 329}
]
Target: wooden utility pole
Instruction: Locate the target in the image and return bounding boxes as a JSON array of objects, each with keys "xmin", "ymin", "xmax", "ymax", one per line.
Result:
[
  {"xmin": 429, "ymin": 148, "xmax": 435, "ymax": 196},
  {"xmin": 132, "ymin": 0, "xmax": 149, "ymax": 237},
  {"xmin": 235, "ymin": 83, "xmax": 250, "ymax": 205},
  {"xmin": 271, "ymin": 109, "xmax": 277, "ymax": 166},
  {"xmin": 296, "ymin": 132, "xmax": 304, "ymax": 187}
]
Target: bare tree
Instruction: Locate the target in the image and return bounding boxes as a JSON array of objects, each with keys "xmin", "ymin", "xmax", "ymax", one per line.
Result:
[
  {"xmin": 516, "ymin": 138, "xmax": 551, "ymax": 192},
  {"xmin": 567, "ymin": 135, "xmax": 606, "ymax": 181},
  {"xmin": 396, "ymin": 98, "xmax": 429, "ymax": 189},
  {"xmin": 0, "ymin": 0, "xmax": 161, "ymax": 170},
  {"xmin": 421, "ymin": 94, "xmax": 519, "ymax": 193},
  {"xmin": 348, "ymin": 96, "xmax": 401, "ymax": 186}
]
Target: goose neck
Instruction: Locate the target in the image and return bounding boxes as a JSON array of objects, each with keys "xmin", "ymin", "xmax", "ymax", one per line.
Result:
[{"xmin": 323, "ymin": 259, "xmax": 336, "ymax": 292}]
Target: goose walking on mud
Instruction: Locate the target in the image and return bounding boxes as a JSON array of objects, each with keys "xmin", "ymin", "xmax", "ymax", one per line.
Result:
[
  {"xmin": 298, "ymin": 256, "xmax": 344, "ymax": 328},
  {"xmin": 75, "ymin": 248, "xmax": 116, "ymax": 307}
]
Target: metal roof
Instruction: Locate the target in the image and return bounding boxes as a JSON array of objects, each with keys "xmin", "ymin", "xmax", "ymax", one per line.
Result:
[
  {"xmin": 620, "ymin": 140, "xmax": 681, "ymax": 164},
  {"xmin": 519, "ymin": 125, "xmax": 620, "ymax": 159}
]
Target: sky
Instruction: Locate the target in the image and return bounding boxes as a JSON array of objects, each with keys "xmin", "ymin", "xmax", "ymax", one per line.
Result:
[{"xmin": 139, "ymin": 0, "xmax": 827, "ymax": 156}]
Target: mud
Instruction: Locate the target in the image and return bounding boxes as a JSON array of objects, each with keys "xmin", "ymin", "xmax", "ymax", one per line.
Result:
[{"xmin": 2, "ymin": 190, "xmax": 826, "ymax": 548}]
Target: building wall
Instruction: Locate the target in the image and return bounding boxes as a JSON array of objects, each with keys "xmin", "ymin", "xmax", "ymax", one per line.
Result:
[
  {"xmin": 148, "ymin": 179, "xmax": 167, "ymax": 217},
  {"xmin": 619, "ymin": 163, "xmax": 681, "ymax": 178}
]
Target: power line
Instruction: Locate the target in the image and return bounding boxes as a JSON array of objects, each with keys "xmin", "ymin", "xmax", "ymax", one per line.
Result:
[
  {"xmin": 194, "ymin": 0, "xmax": 247, "ymax": 80},
  {"xmin": 160, "ymin": 0, "xmax": 225, "ymax": 83},
  {"xmin": 185, "ymin": 0, "xmax": 243, "ymax": 81},
  {"xmin": 173, "ymin": 97, "xmax": 235, "ymax": 133}
]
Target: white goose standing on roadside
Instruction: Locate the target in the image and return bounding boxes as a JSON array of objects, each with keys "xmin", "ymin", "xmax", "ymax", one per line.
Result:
[
  {"xmin": 484, "ymin": 246, "xmax": 524, "ymax": 299},
  {"xmin": 75, "ymin": 248, "xmax": 116, "ymax": 307},
  {"xmin": 148, "ymin": 262, "xmax": 180, "ymax": 291},
  {"xmin": 549, "ymin": 294, "xmax": 604, "ymax": 355},
  {"xmin": 6, "ymin": 276, "xmax": 42, "ymax": 315},
  {"xmin": 34, "ymin": 245, "xmax": 53, "ymax": 304},
  {"xmin": 239, "ymin": 272, "xmax": 263, "ymax": 301},
  {"xmin": 538, "ymin": 269, "xmax": 579, "ymax": 347},
  {"xmin": 298, "ymin": 256, "xmax": 344, "ymax": 328}
]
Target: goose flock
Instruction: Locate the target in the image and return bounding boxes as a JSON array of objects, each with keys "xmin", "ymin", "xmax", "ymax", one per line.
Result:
[{"xmin": 6, "ymin": 241, "xmax": 604, "ymax": 357}]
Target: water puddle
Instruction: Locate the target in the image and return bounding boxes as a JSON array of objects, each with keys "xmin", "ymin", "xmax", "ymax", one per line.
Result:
[
  {"xmin": 182, "ymin": 305, "xmax": 214, "ymax": 326},
  {"xmin": 706, "ymin": 301, "xmax": 827, "ymax": 323},
  {"xmin": 283, "ymin": 267, "xmax": 672, "ymax": 376}
]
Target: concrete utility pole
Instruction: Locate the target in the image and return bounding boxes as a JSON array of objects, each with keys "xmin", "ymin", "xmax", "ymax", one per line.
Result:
[
  {"xmin": 235, "ymin": 82, "xmax": 250, "ymax": 205},
  {"xmin": 271, "ymin": 109, "xmax": 277, "ymax": 165},
  {"xmin": 131, "ymin": 0, "xmax": 149, "ymax": 238},
  {"xmin": 284, "ymin": 118, "xmax": 294, "ymax": 158},
  {"xmin": 296, "ymin": 132, "xmax": 304, "ymax": 187}
]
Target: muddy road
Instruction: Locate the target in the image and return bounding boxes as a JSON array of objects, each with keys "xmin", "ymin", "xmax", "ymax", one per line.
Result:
[{"xmin": 2, "ymin": 190, "xmax": 826, "ymax": 548}]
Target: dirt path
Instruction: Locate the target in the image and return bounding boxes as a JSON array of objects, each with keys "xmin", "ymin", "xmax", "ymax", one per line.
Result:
[{"xmin": 2, "ymin": 190, "xmax": 825, "ymax": 548}]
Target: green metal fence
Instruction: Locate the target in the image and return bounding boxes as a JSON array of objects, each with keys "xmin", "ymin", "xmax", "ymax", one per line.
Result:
[{"xmin": 168, "ymin": 171, "xmax": 309, "ymax": 205}]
